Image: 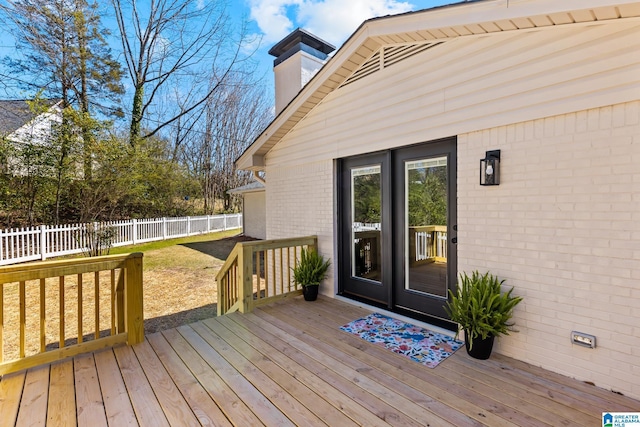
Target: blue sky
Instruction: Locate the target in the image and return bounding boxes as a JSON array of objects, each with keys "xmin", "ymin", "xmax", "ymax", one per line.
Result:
[
  {"xmin": 243, "ymin": 0, "xmax": 454, "ymax": 46},
  {"xmin": 0, "ymin": 0, "xmax": 456, "ymax": 102},
  {"xmin": 235, "ymin": 0, "xmax": 455, "ymax": 91}
]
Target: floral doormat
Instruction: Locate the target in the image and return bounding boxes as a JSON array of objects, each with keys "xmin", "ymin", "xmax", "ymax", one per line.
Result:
[{"xmin": 340, "ymin": 313, "xmax": 463, "ymax": 368}]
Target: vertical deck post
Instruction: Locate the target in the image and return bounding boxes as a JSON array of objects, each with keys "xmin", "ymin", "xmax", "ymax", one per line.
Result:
[
  {"xmin": 125, "ymin": 253, "xmax": 144, "ymax": 345},
  {"xmin": 240, "ymin": 245, "xmax": 254, "ymax": 313}
]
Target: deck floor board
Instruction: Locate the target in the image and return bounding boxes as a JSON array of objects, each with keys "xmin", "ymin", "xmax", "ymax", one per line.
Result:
[
  {"xmin": 203, "ymin": 316, "xmax": 359, "ymax": 427},
  {"xmin": 113, "ymin": 345, "xmax": 170, "ymax": 427},
  {"xmin": 0, "ymin": 371, "xmax": 25, "ymax": 427},
  {"xmin": 93, "ymin": 348, "xmax": 138, "ymax": 427},
  {"xmin": 16, "ymin": 365, "xmax": 49, "ymax": 427},
  {"xmin": 46, "ymin": 360, "xmax": 76, "ymax": 427},
  {"xmin": 1, "ymin": 296, "xmax": 637, "ymax": 426},
  {"xmin": 260, "ymin": 299, "xmax": 522, "ymax": 427},
  {"xmin": 159, "ymin": 328, "xmax": 262, "ymax": 426},
  {"xmin": 217, "ymin": 313, "xmax": 395, "ymax": 427},
  {"xmin": 291, "ymin": 299, "xmax": 580, "ymax": 426},
  {"xmin": 131, "ymin": 340, "xmax": 200, "ymax": 427},
  {"xmin": 146, "ymin": 332, "xmax": 232, "ymax": 427},
  {"xmin": 189, "ymin": 320, "xmax": 324, "ymax": 427},
  {"xmin": 74, "ymin": 353, "xmax": 107, "ymax": 427}
]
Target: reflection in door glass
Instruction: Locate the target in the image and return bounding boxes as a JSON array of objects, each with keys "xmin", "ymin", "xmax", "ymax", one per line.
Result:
[
  {"xmin": 351, "ymin": 165, "xmax": 381, "ymax": 282},
  {"xmin": 405, "ymin": 157, "xmax": 448, "ymax": 297}
]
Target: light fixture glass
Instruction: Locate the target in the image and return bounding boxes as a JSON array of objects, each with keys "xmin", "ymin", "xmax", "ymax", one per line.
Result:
[{"xmin": 480, "ymin": 150, "xmax": 500, "ymax": 186}]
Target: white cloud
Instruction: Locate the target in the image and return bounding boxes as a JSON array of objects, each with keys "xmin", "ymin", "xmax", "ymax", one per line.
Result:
[
  {"xmin": 249, "ymin": 0, "xmax": 301, "ymax": 45},
  {"xmin": 249, "ymin": 0, "xmax": 413, "ymax": 48}
]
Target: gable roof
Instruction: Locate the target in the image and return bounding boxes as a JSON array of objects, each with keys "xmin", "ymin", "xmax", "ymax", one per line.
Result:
[
  {"xmin": 0, "ymin": 99, "xmax": 62, "ymax": 136},
  {"xmin": 237, "ymin": 0, "xmax": 640, "ymax": 171}
]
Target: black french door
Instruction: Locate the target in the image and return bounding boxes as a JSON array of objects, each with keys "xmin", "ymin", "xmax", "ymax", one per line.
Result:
[
  {"xmin": 338, "ymin": 138, "xmax": 457, "ymax": 322},
  {"xmin": 338, "ymin": 152, "xmax": 392, "ymax": 304}
]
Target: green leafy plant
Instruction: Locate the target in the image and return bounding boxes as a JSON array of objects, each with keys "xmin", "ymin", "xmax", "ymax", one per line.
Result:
[
  {"xmin": 445, "ymin": 271, "xmax": 523, "ymax": 349},
  {"xmin": 292, "ymin": 247, "xmax": 331, "ymax": 287}
]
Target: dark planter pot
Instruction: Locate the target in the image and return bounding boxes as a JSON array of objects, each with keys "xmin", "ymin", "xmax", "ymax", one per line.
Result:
[
  {"xmin": 302, "ymin": 284, "xmax": 319, "ymax": 301},
  {"xmin": 464, "ymin": 331, "xmax": 495, "ymax": 360}
]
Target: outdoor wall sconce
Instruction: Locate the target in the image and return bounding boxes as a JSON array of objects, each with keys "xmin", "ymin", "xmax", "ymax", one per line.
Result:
[{"xmin": 480, "ymin": 150, "xmax": 500, "ymax": 186}]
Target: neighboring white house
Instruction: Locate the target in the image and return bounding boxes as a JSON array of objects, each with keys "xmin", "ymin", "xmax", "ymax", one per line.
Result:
[
  {"xmin": 0, "ymin": 99, "xmax": 63, "ymax": 174},
  {"xmin": 237, "ymin": 0, "xmax": 640, "ymax": 399},
  {"xmin": 228, "ymin": 181, "xmax": 266, "ymax": 240},
  {"xmin": 0, "ymin": 99, "xmax": 63, "ymax": 144}
]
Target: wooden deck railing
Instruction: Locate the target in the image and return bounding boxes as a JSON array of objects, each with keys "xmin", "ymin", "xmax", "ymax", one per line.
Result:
[
  {"xmin": 0, "ymin": 253, "xmax": 143, "ymax": 375},
  {"xmin": 216, "ymin": 236, "xmax": 317, "ymax": 316},
  {"xmin": 410, "ymin": 225, "xmax": 447, "ymax": 265}
]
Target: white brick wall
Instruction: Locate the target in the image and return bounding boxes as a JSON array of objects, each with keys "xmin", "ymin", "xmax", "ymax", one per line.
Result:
[
  {"xmin": 458, "ymin": 101, "xmax": 640, "ymax": 399},
  {"xmin": 243, "ymin": 191, "xmax": 266, "ymax": 240},
  {"xmin": 265, "ymin": 159, "xmax": 336, "ymax": 295}
]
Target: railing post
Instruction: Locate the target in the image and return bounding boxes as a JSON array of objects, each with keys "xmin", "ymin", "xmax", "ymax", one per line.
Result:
[
  {"xmin": 223, "ymin": 214, "xmax": 227, "ymax": 231},
  {"xmin": 40, "ymin": 225, "xmax": 47, "ymax": 260},
  {"xmin": 125, "ymin": 253, "xmax": 144, "ymax": 345},
  {"xmin": 431, "ymin": 230, "xmax": 437, "ymax": 259},
  {"xmin": 187, "ymin": 216, "xmax": 191, "ymax": 236},
  {"xmin": 239, "ymin": 245, "xmax": 254, "ymax": 313}
]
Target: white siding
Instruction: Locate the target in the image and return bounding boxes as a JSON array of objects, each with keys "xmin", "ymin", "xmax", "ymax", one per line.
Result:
[
  {"xmin": 8, "ymin": 108, "xmax": 62, "ymax": 146},
  {"xmin": 267, "ymin": 20, "xmax": 639, "ymax": 167}
]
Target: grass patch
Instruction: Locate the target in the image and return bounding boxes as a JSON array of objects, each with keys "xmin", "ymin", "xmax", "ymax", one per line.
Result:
[{"xmin": 107, "ymin": 229, "xmax": 241, "ymax": 256}]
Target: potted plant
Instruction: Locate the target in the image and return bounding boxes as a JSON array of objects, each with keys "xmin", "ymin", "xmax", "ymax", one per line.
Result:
[
  {"xmin": 445, "ymin": 271, "xmax": 523, "ymax": 359},
  {"xmin": 291, "ymin": 247, "xmax": 331, "ymax": 301}
]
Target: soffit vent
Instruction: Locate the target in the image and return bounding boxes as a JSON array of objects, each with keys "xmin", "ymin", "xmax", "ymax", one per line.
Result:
[
  {"xmin": 342, "ymin": 50, "xmax": 381, "ymax": 86},
  {"xmin": 341, "ymin": 41, "xmax": 445, "ymax": 87}
]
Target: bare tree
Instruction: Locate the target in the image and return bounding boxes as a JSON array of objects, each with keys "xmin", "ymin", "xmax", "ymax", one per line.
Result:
[
  {"xmin": 110, "ymin": 0, "xmax": 254, "ymax": 147},
  {"xmin": 181, "ymin": 72, "xmax": 271, "ymax": 213}
]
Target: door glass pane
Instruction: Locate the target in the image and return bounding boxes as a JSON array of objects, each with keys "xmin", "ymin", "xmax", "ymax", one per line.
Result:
[
  {"xmin": 405, "ymin": 157, "xmax": 448, "ymax": 297},
  {"xmin": 351, "ymin": 165, "xmax": 381, "ymax": 282}
]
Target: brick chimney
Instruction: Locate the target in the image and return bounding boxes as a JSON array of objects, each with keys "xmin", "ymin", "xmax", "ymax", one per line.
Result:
[{"xmin": 269, "ymin": 28, "xmax": 336, "ymax": 115}]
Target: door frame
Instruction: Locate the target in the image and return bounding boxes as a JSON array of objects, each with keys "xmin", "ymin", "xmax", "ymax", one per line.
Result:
[
  {"xmin": 392, "ymin": 139, "xmax": 457, "ymax": 321},
  {"xmin": 337, "ymin": 137, "xmax": 457, "ymax": 328},
  {"xmin": 337, "ymin": 151, "xmax": 393, "ymax": 306}
]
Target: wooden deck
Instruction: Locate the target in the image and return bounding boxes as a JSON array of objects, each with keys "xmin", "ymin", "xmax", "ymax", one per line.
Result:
[{"xmin": 1, "ymin": 297, "xmax": 637, "ymax": 427}]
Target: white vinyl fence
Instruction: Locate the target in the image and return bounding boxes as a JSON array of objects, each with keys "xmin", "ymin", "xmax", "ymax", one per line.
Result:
[{"xmin": 0, "ymin": 214, "xmax": 242, "ymax": 266}]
